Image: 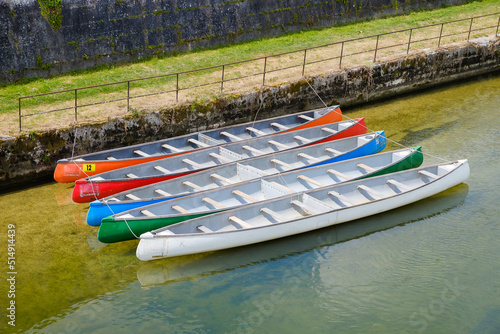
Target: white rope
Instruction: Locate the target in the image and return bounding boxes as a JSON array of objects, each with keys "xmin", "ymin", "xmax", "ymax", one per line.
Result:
[
  {"xmin": 302, "ymin": 76, "xmax": 448, "ymax": 163},
  {"xmin": 69, "ymin": 125, "xmax": 139, "ymax": 239}
]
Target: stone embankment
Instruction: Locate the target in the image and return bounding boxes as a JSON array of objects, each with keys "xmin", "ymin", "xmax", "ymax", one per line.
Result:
[{"xmin": 0, "ymin": 37, "xmax": 499, "ymax": 191}]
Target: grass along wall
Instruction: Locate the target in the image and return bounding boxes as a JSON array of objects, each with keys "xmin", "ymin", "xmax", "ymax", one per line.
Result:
[{"xmin": 0, "ymin": 0, "xmax": 470, "ymax": 83}]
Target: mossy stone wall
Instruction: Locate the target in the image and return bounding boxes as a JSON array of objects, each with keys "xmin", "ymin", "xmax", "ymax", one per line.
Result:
[{"xmin": 0, "ymin": 0, "xmax": 468, "ymax": 82}]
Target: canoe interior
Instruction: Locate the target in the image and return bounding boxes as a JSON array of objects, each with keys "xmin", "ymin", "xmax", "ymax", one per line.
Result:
[{"xmin": 154, "ymin": 161, "xmax": 466, "ymax": 236}]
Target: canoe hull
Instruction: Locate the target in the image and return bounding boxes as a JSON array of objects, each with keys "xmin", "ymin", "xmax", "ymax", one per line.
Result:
[{"xmin": 136, "ymin": 160, "xmax": 469, "ymax": 260}]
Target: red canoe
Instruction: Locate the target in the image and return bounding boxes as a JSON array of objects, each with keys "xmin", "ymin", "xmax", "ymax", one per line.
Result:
[{"xmin": 72, "ymin": 118, "xmax": 366, "ymax": 203}]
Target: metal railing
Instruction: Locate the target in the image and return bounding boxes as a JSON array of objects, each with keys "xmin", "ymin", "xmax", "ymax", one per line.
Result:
[{"xmin": 18, "ymin": 13, "xmax": 500, "ymax": 131}]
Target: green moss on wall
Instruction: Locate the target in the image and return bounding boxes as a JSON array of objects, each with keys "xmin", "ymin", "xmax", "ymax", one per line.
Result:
[{"xmin": 38, "ymin": 0, "xmax": 62, "ymax": 30}]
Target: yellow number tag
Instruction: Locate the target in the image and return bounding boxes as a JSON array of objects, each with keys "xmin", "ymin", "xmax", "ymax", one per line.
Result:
[{"xmin": 82, "ymin": 164, "xmax": 96, "ymax": 172}]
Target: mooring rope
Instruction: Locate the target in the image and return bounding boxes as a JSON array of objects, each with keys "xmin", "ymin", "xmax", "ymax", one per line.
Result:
[
  {"xmin": 68, "ymin": 124, "xmax": 139, "ymax": 239},
  {"xmin": 302, "ymin": 76, "xmax": 449, "ymax": 163}
]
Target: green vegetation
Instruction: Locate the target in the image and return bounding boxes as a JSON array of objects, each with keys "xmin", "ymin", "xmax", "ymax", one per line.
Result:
[
  {"xmin": 0, "ymin": 0, "xmax": 497, "ymax": 132},
  {"xmin": 37, "ymin": 0, "xmax": 62, "ymax": 30}
]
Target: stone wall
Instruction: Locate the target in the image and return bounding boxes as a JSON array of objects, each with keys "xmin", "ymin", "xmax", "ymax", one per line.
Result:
[
  {"xmin": 1, "ymin": 37, "xmax": 498, "ymax": 191},
  {"xmin": 0, "ymin": 0, "xmax": 468, "ymax": 82}
]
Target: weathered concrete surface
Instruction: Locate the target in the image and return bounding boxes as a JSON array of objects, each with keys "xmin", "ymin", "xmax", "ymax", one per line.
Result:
[
  {"xmin": 0, "ymin": 37, "xmax": 499, "ymax": 191},
  {"xmin": 1, "ymin": 0, "xmax": 469, "ymax": 82}
]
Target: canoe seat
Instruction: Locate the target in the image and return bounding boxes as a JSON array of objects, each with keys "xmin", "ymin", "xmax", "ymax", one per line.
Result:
[
  {"xmin": 418, "ymin": 170, "xmax": 439, "ymax": 179},
  {"xmin": 298, "ymin": 115, "xmax": 314, "ymax": 121},
  {"xmin": 197, "ymin": 225, "xmax": 214, "ymax": 233},
  {"xmin": 154, "ymin": 165, "xmax": 170, "ymax": 174},
  {"xmin": 242, "ymin": 145, "xmax": 265, "ymax": 155},
  {"xmin": 297, "ymin": 174, "xmax": 325, "ymax": 187},
  {"xmin": 220, "ymin": 131, "xmax": 242, "ymax": 141},
  {"xmin": 182, "ymin": 158, "xmax": 204, "ymax": 169},
  {"xmin": 134, "ymin": 150, "xmax": 150, "ymax": 157},
  {"xmin": 321, "ymin": 127, "xmax": 338, "ymax": 135},
  {"xmin": 270, "ymin": 158, "xmax": 293, "ymax": 169},
  {"xmin": 202, "ymin": 197, "xmax": 226, "ymax": 209},
  {"xmin": 269, "ymin": 181, "xmax": 295, "ymax": 193},
  {"xmin": 357, "ymin": 163, "xmax": 376, "ymax": 172},
  {"xmin": 270, "ymin": 122, "xmax": 289, "ymax": 130},
  {"xmin": 107, "ymin": 197, "xmax": 121, "ymax": 202},
  {"xmin": 327, "ymin": 169, "xmax": 352, "ymax": 180},
  {"xmin": 161, "ymin": 143, "xmax": 183, "ymax": 153},
  {"xmin": 154, "ymin": 189, "xmax": 171, "ymax": 196},
  {"xmin": 297, "ymin": 153, "xmax": 320, "ymax": 162},
  {"xmin": 386, "ymin": 179, "xmax": 412, "ymax": 192},
  {"xmin": 172, "ymin": 205, "xmax": 190, "ymax": 213},
  {"xmin": 357, "ymin": 185, "xmax": 384, "ymax": 200},
  {"xmin": 188, "ymin": 138, "xmax": 210, "ymax": 148},
  {"xmin": 106, "ymin": 156, "xmax": 117, "ymax": 160},
  {"xmin": 325, "ymin": 147, "xmax": 342, "ymax": 155},
  {"xmin": 246, "ymin": 127, "xmax": 266, "ymax": 136},
  {"xmin": 328, "ymin": 190, "xmax": 355, "ymax": 206},
  {"xmin": 182, "ymin": 181, "xmax": 204, "ymax": 190},
  {"xmin": 228, "ymin": 216, "xmax": 253, "ymax": 229},
  {"xmin": 210, "ymin": 173, "xmax": 233, "ymax": 184},
  {"xmin": 140, "ymin": 209, "xmax": 156, "ymax": 217},
  {"xmin": 232, "ymin": 190, "xmax": 259, "ymax": 203},
  {"xmin": 293, "ymin": 135, "xmax": 311, "ymax": 143},
  {"xmin": 209, "ymin": 152, "xmax": 232, "ymax": 163},
  {"xmin": 268, "ymin": 140, "xmax": 290, "ymax": 150},
  {"xmin": 126, "ymin": 173, "xmax": 138, "ymax": 178},
  {"xmin": 125, "ymin": 193, "xmax": 141, "ymax": 200},
  {"xmin": 290, "ymin": 200, "xmax": 317, "ymax": 215},
  {"xmin": 260, "ymin": 207, "xmax": 285, "ymax": 222}
]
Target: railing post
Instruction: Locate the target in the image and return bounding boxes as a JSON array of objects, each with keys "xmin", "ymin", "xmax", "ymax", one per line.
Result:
[
  {"xmin": 438, "ymin": 23, "xmax": 444, "ymax": 47},
  {"xmin": 496, "ymin": 15, "xmax": 499, "ymax": 37},
  {"xmin": 176, "ymin": 73, "xmax": 179, "ymax": 102},
  {"xmin": 127, "ymin": 81, "xmax": 130, "ymax": 113},
  {"xmin": 467, "ymin": 18, "xmax": 473, "ymax": 41},
  {"xmin": 74, "ymin": 89, "xmax": 78, "ymax": 123},
  {"xmin": 262, "ymin": 57, "xmax": 267, "ymax": 86},
  {"xmin": 302, "ymin": 49, "xmax": 307, "ymax": 77},
  {"xmin": 373, "ymin": 35, "xmax": 380, "ymax": 62},
  {"xmin": 18, "ymin": 97, "xmax": 22, "ymax": 132},
  {"xmin": 407, "ymin": 29, "xmax": 413, "ymax": 54},
  {"xmin": 221, "ymin": 65, "xmax": 225, "ymax": 95},
  {"xmin": 339, "ymin": 41, "xmax": 344, "ymax": 69}
]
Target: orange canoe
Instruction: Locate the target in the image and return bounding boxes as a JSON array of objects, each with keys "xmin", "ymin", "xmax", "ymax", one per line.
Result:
[{"xmin": 54, "ymin": 105, "xmax": 342, "ymax": 183}]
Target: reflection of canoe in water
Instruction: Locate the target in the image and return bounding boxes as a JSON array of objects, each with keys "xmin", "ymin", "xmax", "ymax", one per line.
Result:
[
  {"xmin": 137, "ymin": 160, "xmax": 470, "ymax": 261},
  {"xmin": 55, "ymin": 105, "xmax": 343, "ymax": 183},
  {"xmin": 87, "ymin": 130, "xmax": 385, "ymax": 226},
  {"xmin": 99, "ymin": 146, "xmax": 422, "ymax": 243},
  {"xmin": 73, "ymin": 118, "xmax": 366, "ymax": 203},
  {"xmin": 136, "ymin": 183, "xmax": 469, "ymax": 286}
]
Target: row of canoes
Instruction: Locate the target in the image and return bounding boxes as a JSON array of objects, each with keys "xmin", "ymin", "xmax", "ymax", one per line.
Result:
[{"xmin": 57, "ymin": 105, "xmax": 470, "ymax": 261}]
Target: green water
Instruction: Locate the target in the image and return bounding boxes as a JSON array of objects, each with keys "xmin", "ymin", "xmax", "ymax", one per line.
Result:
[{"xmin": 1, "ymin": 73, "xmax": 499, "ymax": 334}]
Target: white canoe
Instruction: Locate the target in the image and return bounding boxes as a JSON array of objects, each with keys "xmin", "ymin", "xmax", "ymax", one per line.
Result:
[{"xmin": 137, "ymin": 160, "xmax": 470, "ymax": 261}]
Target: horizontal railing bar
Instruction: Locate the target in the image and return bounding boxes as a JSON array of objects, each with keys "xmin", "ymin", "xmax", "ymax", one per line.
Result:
[
  {"xmin": 20, "ymin": 107, "xmax": 75, "ymax": 117},
  {"xmin": 76, "ymin": 98, "xmax": 129, "ymax": 108}
]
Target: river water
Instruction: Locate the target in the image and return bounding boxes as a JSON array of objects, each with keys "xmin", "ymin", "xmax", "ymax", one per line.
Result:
[{"xmin": 1, "ymin": 73, "xmax": 499, "ymax": 334}]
